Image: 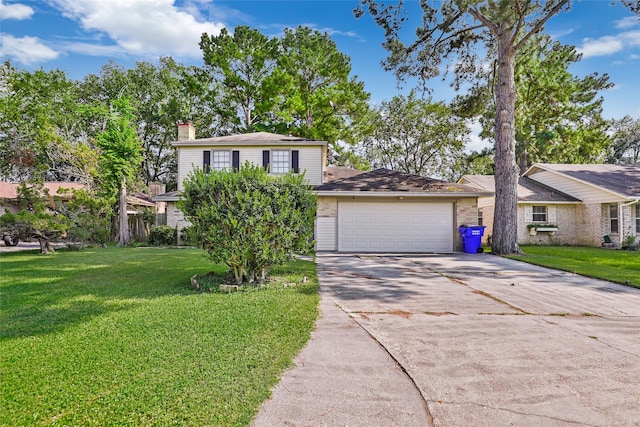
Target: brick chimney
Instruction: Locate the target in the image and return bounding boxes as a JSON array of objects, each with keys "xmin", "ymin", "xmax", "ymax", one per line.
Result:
[{"xmin": 177, "ymin": 121, "xmax": 195, "ymax": 141}]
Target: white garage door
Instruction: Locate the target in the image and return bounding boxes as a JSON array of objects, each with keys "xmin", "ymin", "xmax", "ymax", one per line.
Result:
[{"xmin": 338, "ymin": 201, "xmax": 453, "ymax": 253}]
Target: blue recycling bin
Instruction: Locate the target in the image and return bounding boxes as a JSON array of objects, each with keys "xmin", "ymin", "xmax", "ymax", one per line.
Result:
[{"xmin": 459, "ymin": 225, "xmax": 486, "ymax": 254}]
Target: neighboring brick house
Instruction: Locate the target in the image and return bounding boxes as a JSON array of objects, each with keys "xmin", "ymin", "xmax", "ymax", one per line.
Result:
[
  {"xmin": 155, "ymin": 123, "xmax": 492, "ymax": 252},
  {"xmin": 460, "ymin": 163, "xmax": 640, "ymax": 247},
  {"xmin": 0, "ymin": 181, "xmax": 85, "ymax": 215}
]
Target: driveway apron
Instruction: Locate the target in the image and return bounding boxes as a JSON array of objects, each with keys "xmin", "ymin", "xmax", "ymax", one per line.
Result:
[{"xmin": 316, "ymin": 254, "xmax": 640, "ymax": 426}]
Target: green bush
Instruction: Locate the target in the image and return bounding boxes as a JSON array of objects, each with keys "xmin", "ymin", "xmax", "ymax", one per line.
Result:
[
  {"xmin": 148, "ymin": 225, "xmax": 177, "ymax": 246},
  {"xmin": 180, "ymin": 225, "xmax": 197, "ymax": 246},
  {"xmin": 179, "ymin": 163, "xmax": 317, "ymax": 284}
]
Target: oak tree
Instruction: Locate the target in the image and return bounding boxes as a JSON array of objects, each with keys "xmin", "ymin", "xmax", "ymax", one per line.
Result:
[
  {"xmin": 608, "ymin": 116, "xmax": 640, "ymax": 164},
  {"xmin": 360, "ymin": 92, "xmax": 468, "ymax": 180}
]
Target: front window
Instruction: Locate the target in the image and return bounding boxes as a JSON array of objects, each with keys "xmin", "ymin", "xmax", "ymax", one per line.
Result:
[
  {"xmin": 212, "ymin": 150, "xmax": 231, "ymax": 171},
  {"xmin": 635, "ymin": 204, "xmax": 640, "ymax": 233},
  {"xmin": 532, "ymin": 206, "xmax": 547, "ymax": 222},
  {"xmin": 271, "ymin": 150, "xmax": 290, "ymax": 174},
  {"xmin": 610, "ymin": 204, "xmax": 619, "ymax": 233}
]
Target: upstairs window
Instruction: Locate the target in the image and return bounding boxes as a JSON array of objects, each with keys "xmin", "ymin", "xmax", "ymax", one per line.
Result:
[
  {"xmin": 212, "ymin": 150, "xmax": 231, "ymax": 171},
  {"xmin": 610, "ymin": 204, "xmax": 619, "ymax": 233},
  {"xmin": 271, "ymin": 150, "xmax": 290, "ymax": 174},
  {"xmin": 263, "ymin": 150, "xmax": 299, "ymax": 174},
  {"xmin": 532, "ymin": 206, "xmax": 547, "ymax": 222}
]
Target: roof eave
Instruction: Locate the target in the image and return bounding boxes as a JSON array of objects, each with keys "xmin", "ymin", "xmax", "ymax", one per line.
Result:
[
  {"xmin": 315, "ymin": 190, "xmax": 493, "ymax": 198},
  {"xmin": 152, "ymin": 195, "xmax": 181, "ymax": 202},
  {"xmin": 171, "ymin": 140, "xmax": 328, "ymax": 148},
  {"xmin": 517, "ymin": 200, "xmax": 582, "ymax": 205},
  {"xmin": 525, "ymin": 163, "xmax": 637, "ymax": 200}
]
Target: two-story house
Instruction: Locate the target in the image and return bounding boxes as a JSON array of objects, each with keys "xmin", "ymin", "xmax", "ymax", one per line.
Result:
[
  {"xmin": 153, "ymin": 122, "xmax": 327, "ymax": 233},
  {"xmin": 154, "ymin": 122, "xmax": 491, "ymax": 252}
]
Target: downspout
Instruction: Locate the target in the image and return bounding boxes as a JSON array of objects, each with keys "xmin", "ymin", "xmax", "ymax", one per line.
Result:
[{"xmin": 619, "ymin": 199, "xmax": 640, "ymax": 240}]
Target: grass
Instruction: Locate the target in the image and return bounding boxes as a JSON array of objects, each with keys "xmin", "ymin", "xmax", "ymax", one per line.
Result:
[
  {"xmin": 505, "ymin": 245, "xmax": 640, "ymax": 289},
  {"xmin": 0, "ymin": 247, "xmax": 319, "ymax": 426}
]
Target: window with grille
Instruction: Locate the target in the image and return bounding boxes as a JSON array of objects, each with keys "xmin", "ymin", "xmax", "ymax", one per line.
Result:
[
  {"xmin": 212, "ymin": 151, "xmax": 231, "ymax": 171},
  {"xmin": 532, "ymin": 206, "xmax": 547, "ymax": 222},
  {"xmin": 610, "ymin": 204, "xmax": 619, "ymax": 233},
  {"xmin": 271, "ymin": 150, "xmax": 290, "ymax": 174},
  {"xmin": 478, "ymin": 209, "xmax": 483, "ymax": 226}
]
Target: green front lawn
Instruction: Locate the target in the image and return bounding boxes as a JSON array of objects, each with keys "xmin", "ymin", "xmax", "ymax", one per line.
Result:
[
  {"xmin": 506, "ymin": 245, "xmax": 640, "ymax": 289},
  {"xmin": 1, "ymin": 247, "xmax": 319, "ymax": 426}
]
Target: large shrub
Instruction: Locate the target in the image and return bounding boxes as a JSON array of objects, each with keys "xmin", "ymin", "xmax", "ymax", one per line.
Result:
[
  {"xmin": 179, "ymin": 164, "xmax": 317, "ymax": 284},
  {"xmin": 148, "ymin": 225, "xmax": 177, "ymax": 246}
]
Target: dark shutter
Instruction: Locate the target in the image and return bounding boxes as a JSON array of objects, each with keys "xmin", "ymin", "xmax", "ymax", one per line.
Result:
[
  {"xmin": 292, "ymin": 150, "xmax": 299, "ymax": 173},
  {"xmin": 262, "ymin": 150, "xmax": 270, "ymax": 170},
  {"xmin": 203, "ymin": 150, "xmax": 211, "ymax": 172},
  {"xmin": 232, "ymin": 150, "xmax": 240, "ymax": 170}
]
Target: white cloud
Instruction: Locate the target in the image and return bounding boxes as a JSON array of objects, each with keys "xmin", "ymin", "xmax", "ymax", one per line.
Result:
[
  {"xmin": 1, "ymin": 34, "xmax": 59, "ymax": 65},
  {"xmin": 621, "ymin": 30, "xmax": 640, "ymax": 46},
  {"xmin": 48, "ymin": 0, "xmax": 225, "ymax": 58},
  {"xmin": 0, "ymin": 0, "xmax": 34, "ymax": 20},
  {"xmin": 578, "ymin": 35, "xmax": 624, "ymax": 58},
  {"xmin": 465, "ymin": 118, "xmax": 491, "ymax": 153},
  {"xmin": 615, "ymin": 16, "xmax": 639, "ymax": 29},
  {"xmin": 62, "ymin": 42, "xmax": 128, "ymax": 57},
  {"xmin": 578, "ymin": 29, "xmax": 640, "ymax": 58}
]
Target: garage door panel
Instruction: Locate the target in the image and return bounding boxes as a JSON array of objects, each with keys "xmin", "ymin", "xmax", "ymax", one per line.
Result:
[{"xmin": 338, "ymin": 201, "xmax": 453, "ymax": 253}]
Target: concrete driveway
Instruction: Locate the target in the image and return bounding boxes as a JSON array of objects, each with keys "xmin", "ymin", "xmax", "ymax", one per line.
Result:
[{"xmin": 254, "ymin": 253, "xmax": 640, "ymax": 426}]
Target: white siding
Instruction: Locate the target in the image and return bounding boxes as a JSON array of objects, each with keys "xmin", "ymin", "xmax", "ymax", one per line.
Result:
[
  {"xmin": 315, "ymin": 217, "xmax": 337, "ymax": 251},
  {"xmin": 177, "ymin": 147, "xmax": 204, "ymax": 190},
  {"xmin": 528, "ymin": 170, "xmax": 623, "ymax": 204},
  {"xmin": 298, "ymin": 147, "xmax": 323, "ymax": 185},
  {"xmin": 240, "ymin": 148, "xmax": 263, "ymax": 168},
  {"xmin": 177, "ymin": 145, "xmax": 323, "ymax": 190}
]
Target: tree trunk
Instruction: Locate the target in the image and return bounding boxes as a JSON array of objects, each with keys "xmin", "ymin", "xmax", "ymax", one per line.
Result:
[
  {"xmin": 38, "ymin": 238, "xmax": 54, "ymax": 254},
  {"xmin": 118, "ymin": 181, "xmax": 130, "ymax": 246},
  {"xmin": 38, "ymin": 238, "xmax": 48, "ymax": 254},
  {"xmin": 491, "ymin": 31, "xmax": 522, "ymax": 255}
]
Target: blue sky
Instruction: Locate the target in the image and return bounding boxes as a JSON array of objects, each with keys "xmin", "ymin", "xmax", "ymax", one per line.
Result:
[{"xmin": 2, "ymin": 0, "xmax": 639, "ymax": 130}]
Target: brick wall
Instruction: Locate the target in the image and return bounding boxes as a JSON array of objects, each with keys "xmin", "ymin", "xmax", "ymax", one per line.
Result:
[
  {"xmin": 317, "ymin": 196, "xmax": 337, "ymax": 218},
  {"xmin": 519, "ymin": 205, "xmax": 579, "ymax": 245},
  {"xmin": 456, "ymin": 197, "xmax": 480, "ymax": 250}
]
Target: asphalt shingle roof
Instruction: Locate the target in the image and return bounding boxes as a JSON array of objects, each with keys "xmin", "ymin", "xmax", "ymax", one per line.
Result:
[
  {"xmin": 172, "ymin": 132, "xmax": 327, "ymax": 146},
  {"xmin": 316, "ymin": 168, "xmax": 490, "ymax": 194},
  {"xmin": 461, "ymin": 175, "xmax": 581, "ymax": 203},
  {"xmin": 531, "ymin": 164, "xmax": 640, "ymax": 197},
  {"xmin": 323, "ymin": 166, "xmax": 366, "ymax": 182}
]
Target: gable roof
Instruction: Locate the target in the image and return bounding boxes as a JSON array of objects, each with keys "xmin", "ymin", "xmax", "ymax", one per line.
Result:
[
  {"xmin": 460, "ymin": 175, "xmax": 581, "ymax": 203},
  {"xmin": 524, "ymin": 164, "xmax": 640, "ymax": 199},
  {"xmin": 172, "ymin": 131, "xmax": 328, "ymax": 147},
  {"xmin": 316, "ymin": 168, "xmax": 492, "ymax": 197}
]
